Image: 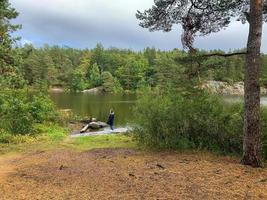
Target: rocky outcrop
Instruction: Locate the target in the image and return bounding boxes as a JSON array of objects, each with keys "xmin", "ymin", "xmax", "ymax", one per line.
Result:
[
  {"xmin": 82, "ymin": 87, "xmax": 103, "ymax": 93},
  {"xmin": 201, "ymin": 81, "xmax": 267, "ymax": 95},
  {"xmin": 50, "ymin": 87, "xmax": 64, "ymax": 93}
]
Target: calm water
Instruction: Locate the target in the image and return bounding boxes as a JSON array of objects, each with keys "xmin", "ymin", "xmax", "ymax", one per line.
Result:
[
  {"xmin": 50, "ymin": 92, "xmax": 137, "ymax": 126},
  {"xmin": 223, "ymin": 95, "xmax": 267, "ymax": 106},
  {"xmin": 50, "ymin": 92, "xmax": 267, "ymax": 127}
]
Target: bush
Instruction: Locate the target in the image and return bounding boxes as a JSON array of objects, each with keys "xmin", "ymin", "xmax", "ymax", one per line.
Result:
[
  {"xmin": 133, "ymin": 89, "xmax": 267, "ymax": 158},
  {"xmin": 0, "ymin": 129, "xmax": 12, "ymax": 143},
  {"xmin": 29, "ymin": 94, "xmax": 57, "ymax": 123},
  {"xmin": 0, "ymin": 90, "xmax": 34, "ymax": 134},
  {"xmin": 0, "ymin": 90, "xmax": 58, "ymax": 135}
]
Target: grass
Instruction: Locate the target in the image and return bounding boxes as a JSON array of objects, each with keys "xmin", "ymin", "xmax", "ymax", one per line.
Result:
[
  {"xmin": 0, "ymin": 123, "xmax": 137, "ymax": 156},
  {"xmin": 62, "ymin": 134, "xmax": 137, "ymax": 151}
]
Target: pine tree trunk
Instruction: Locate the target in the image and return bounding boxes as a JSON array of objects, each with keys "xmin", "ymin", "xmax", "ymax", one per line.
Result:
[{"xmin": 242, "ymin": 0, "xmax": 264, "ymax": 167}]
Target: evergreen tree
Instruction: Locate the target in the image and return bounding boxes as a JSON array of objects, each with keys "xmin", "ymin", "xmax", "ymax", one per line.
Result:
[
  {"xmin": 101, "ymin": 71, "xmax": 123, "ymax": 93},
  {"xmin": 136, "ymin": 0, "xmax": 267, "ymax": 167},
  {"xmin": 90, "ymin": 43, "xmax": 105, "ymax": 72},
  {"xmin": 0, "ymin": 0, "xmax": 24, "ymax": 89},
  {"xmin": 116, "ymin": 56, "xmax": 149, "ymax": 90},
  {"xmin": 69, "ymin": 54, "xmax": 89, "ymax": 91},
  {"xmin": 89, "ymin": 63, "xmax": 101, "ymax": 87}
]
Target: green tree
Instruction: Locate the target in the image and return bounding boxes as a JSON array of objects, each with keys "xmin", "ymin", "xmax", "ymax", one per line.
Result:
[
  {"xmin": 0, "ymin": 0, "xmax": 24, "ymax": 89},
  {"xmin": 101, "ymin": 71, "xmax": 122, "ymax": 93},
  {"xmin": 155, "ymin": 54, "xmax": 184, "ymax": 89},
  {"xmin": 69, "ymin": 54, "xmax": 89, "ymax": 91},
  {"xmin": 116, "ymin": 56, "xmax": 149, "ymax": 90},
  {"xmin": 89, "ymin": 63, "xmax": 101, "ymax": 87},
  {"xmin": 90, "ymin": 43, "xmax": 105, "ymax": 71},
  {"xmin": 137, "ymin": 0, "xmax": 267, "ymax": 167}
]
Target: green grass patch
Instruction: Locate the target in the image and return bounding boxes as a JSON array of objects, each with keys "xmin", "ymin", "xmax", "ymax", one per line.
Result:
[
  {"xmin": 34, "ymin": 123, "xmax": 68, "ymax": 142},
  {"xmin": 0, "ymin": 123, "xmax": 137, "ymax": 155},
  {"xmin": 62, "ymin": 134, "xmax": 137, "ymax": 151},
  {"xmin": 0, "ymin": 123, "xmax": 68, "ymax": 155}
]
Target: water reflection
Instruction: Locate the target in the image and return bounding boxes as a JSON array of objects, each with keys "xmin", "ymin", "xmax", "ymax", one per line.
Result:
[
  {"xmin": 50, "ymin": 92, "xmax": 137, "ymax": 126},
  {"xmin": 50, "ymin": 92, "xmax": 267, "ymax": 127}
]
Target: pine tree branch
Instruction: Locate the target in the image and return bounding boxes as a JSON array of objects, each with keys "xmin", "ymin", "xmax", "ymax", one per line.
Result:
[{"xmin": 200, "ymin": 51, "xmax": 247, "ymax": 58}]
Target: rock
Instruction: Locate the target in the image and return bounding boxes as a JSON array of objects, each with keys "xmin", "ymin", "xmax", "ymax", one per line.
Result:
[
  {"xmin": 50, "ymin": 87, "xmax": 64, "ymax": 93},
  {"xmin": 82, "ymin": 87, "xmax": 103, "ymax": 93},
  {"xmin": 201, "ymin": 81, "xmax": 267, "ymax": 95},
  {"xmin": 80, "ymin": 121, "xmax": 108, "ymax": 133},
  {"xmin": 97, "ymin": 121, "xmax": 109, "ymax": 127},
  {"xmin": 88, "ymin": 121, "xmax": 108, "ymax": 129},
  {"xmin": 89, "ymin": 122, "xmax": 101, "ymax": 129}
]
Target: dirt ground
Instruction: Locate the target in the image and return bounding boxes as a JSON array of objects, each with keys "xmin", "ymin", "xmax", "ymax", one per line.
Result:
[{"xmin": 0, "ymin": 148, "xmax": 267, "ymax": 200}]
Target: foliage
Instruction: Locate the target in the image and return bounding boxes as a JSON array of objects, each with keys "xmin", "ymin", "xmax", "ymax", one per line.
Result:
[
  {"xmin": 0, "ymin": 124, "xmax": 67, "ymax": 154},
  {"xmin": 0, "ymin": 90, "xmax": 58, "ymax": 135},
  {"xmin": 1, "ymin": 0, "xmax": 265, "ymax": 94},
  {"xmin": 16, "ymin": 43, "xmax": 267, "ymax": 92},
  {"xmin": 34, "ymin": 123, "xmax": 67, "ymax": 142},
  {"xmin": 133, "ymin": 88, "xmax": 267, "ymax": 159},
  {"xmin": 29, "ymin": 93, "xmax": 58, "ymax": 123},
  {"xmin": 70, "ymin": 67, "xmax": 87, "ymax": 91},
  {"xmin": 88, "ymin": 63, "xmax": 101, "ymax": 87},
  {"xmin": 0, "ymin": 0, "xmax": 25, "ymax": 89},
  {"xmin": 136, "ymin": 0, "xmax": 267, "ymax": 50},
  {"xmin": 136, "ymin": 0, "xmax": 267, "ymax": 167},
  {"xmin": 101, "ymin": 71, "xmax": 123, "ymax": 93},
  {"xmin": 0, "ymin": 90, "xmax": 34, "ymax": 134},
  {"xmin": 116, "ymin": 56, "xmax": 149, "ymax": 90}
]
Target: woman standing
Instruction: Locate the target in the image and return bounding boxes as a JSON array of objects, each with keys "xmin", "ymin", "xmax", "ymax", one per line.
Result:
[{"xmin": 107, "ymin": 109, "xmax": 115, "ymax": 130}]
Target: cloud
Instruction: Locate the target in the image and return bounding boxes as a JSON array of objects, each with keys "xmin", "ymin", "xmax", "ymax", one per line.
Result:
[{"xmin": 10, "ymin": 0, "xmax": 267, "ymax": 52}]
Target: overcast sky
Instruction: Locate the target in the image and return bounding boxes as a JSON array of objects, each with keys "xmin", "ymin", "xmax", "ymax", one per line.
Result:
[{"xmin": 10, "ymin": 0, "xmax": 267, "ymax": 52}]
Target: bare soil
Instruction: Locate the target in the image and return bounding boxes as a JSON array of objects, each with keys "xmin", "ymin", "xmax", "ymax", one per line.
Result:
[{"xmin": 0, "ymin": 148, "xmax": 266, "ymax": 200}]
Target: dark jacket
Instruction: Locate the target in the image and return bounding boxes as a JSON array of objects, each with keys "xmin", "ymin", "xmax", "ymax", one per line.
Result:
[{"xmin": 107, "ymin": 113, "xmax": 115, "ymax": 126}]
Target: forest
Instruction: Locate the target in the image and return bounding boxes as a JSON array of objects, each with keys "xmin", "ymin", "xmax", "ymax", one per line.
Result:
[{"xmin": 3, "ymin": 43, "xmax": 267, "ymax": 92}]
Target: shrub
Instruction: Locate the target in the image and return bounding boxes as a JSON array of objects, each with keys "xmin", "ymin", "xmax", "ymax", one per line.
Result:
[
  {"xmin": 0, "ymin": 90, "xmax": 33, "ymax": 134},
  {"xmin": 29, "ymin": 94, "xmax": 57, "ymax": 123},
  {"xmin": 133, "ymin": 89, "xmax": 267, "ymax": 158},
  {"xmin": 0, "ymin": 90, "xmax": 58, "ymax": 135},
  {"xmin": 0, "ymin": 129, "xmax": 12, "ymax": 143}
]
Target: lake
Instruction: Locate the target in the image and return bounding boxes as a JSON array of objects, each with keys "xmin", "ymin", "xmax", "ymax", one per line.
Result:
[
  {"xmin": 50, "ymin": 92, "xmax": 267, "ymax": 127},
  {"xmin": 50, "ymin": 92, "xmax": 137, "ymax": 127}
]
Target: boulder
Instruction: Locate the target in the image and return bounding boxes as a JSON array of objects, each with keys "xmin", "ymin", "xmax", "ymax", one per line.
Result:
[
  {"xmin": 80, "ymin": 121, "xmax": 108, "ymax": 133},
  {"xmin": 201, "ymin": 81, "xmax": 267, "ymax": 95},
  {"xmin": 82, "ymin": 87, "xmax": 103, "ymax": 93}
]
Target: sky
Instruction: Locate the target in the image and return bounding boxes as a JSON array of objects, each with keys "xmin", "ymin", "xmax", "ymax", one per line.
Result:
[{"xmin": 10, "ymin": 0, "xmax": 267, "ymax": 52}]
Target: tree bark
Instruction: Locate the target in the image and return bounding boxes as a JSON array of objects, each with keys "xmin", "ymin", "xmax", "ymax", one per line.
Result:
[{"xmin": 242, "ymin": 0, "xmax": 264, "ymax": 167}]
